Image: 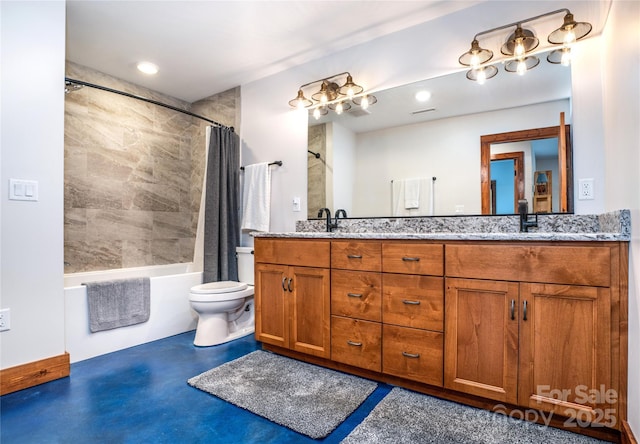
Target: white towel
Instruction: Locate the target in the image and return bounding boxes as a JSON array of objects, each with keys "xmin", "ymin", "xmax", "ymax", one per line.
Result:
[
  {"xmin": 241, "ymin": 162, "xmax": 271, "ymax": 232},
  {"xmin": 392, "ymin": 178, "xmax": 432, "ymax": 216},
  {"xmin": 404, "ymin": 178, "xmax": 421, "ymax": 209}
]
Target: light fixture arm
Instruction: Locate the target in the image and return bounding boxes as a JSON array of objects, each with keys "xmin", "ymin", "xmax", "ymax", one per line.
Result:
[
  {"xmin": 472, "ymin": 8, "xmax": 570, "ymax": 41},
  {"xmin": 297, "ymin": 72, "xmax": 351, "ymax": 92}
]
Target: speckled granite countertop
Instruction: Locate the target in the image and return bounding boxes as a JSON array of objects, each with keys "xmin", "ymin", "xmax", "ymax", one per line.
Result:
[{"xmin": 253, "ymin": 210, "xmax": 630, "ymax": 242}]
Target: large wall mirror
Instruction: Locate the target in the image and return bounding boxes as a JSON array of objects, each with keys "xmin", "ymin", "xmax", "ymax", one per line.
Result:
[{"xmin": 307, "ymin": 50, "xmax": 573, "ymax": 218}]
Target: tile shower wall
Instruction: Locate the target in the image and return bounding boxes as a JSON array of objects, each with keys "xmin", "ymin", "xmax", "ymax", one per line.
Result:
[{"xmin": 64, "ymin": 62, "xmax": 239, "ymax": 273}]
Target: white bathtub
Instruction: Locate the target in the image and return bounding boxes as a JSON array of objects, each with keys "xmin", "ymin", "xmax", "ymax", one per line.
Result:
[{"xmin": 64, "ymin": 263, "xmax": 202, "ymax": 363}]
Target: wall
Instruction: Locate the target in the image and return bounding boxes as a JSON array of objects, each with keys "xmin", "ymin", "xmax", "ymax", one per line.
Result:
[
  {"xmin": 600, "ymin": 0, "xmax": 640, "ymax": 433},
  {"xmin": 307, "ymin": 124, "xmax": 326, "ymax": 218},
  {"xmin": 64, "ymin": 62, "xmax": 239, "ymax": 273},
  {"xmin": 0, "ymin": 1, "xmax": 66, "ymax": 369}
]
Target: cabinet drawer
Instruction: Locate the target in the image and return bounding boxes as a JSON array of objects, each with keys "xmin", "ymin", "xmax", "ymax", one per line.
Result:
[
  {"xmin": 383, "ymin": 275, "xmax": 444, "ymax": 331},
  {"xmin": 331, "ymin": 316, "xmax": 381, "ymax": 372},
  {"xmin": 383, "ymin": 325, "xmax": 443, "ymax": 386},
  {"xmin": 445, "ymin": 244, "xmax": 611, "ymax": 287},
  {"xmin": 331, "ymin": 241, "xmax": 381, "ymax": 271},
  {"xmin": 255, "ymin": 238, "xmax": 330, "ymax": 268},
  {"xmin": 382, "ymin": 243, "xmax": 444, "ymax": 275},
  {"xmin": 331, "ymin": 270, "xmax": 382, "ymax": 322}
]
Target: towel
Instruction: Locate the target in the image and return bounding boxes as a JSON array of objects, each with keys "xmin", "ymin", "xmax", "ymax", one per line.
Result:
[
  {"xmin": 85, "ymin": 278, "xmax": 150, "ymax": 333},
  {"xmin": 404, "ymin": 178, "xmax": 421, "ymax": 209},
  {"xmin": 241, "ymin": 162, "xmax": 271, "ymax": 232},
  {"xmin": 391, "ymin": 178, "xmax": 432, "ymax": 216}
]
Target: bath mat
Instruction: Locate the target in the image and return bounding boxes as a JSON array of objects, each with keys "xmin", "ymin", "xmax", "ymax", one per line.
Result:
[
  {"xmin": 188, "ymin": 350, "xmax": 377, "ymax": 439},
  {"xmin": 341, "ymin": 387, "xmax": 608, "ymax": 444}
]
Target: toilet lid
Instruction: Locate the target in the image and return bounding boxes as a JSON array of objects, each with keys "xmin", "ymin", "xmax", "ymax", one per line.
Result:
[{"xmin": 190, "ymin": 281, "xmax": 248, "ymax": 294}]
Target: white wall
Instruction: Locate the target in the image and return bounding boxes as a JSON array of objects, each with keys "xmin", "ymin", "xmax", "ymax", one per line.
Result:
[
  {"xmin": 0, "ymin": 1, "xmax": 66, "ymax": 369},
  {"xmin": 600, "ymin": 0, "xmax": 640, "ymax": 433},
  {"xmin": 352, "ymin": 100, "xmax": 566, "ymax": 216}
]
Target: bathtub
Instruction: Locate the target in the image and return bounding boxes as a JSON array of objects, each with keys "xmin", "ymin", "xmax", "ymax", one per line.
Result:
[{"xmin": 64, "ymin": 263, "xmax": 202, "ymax": 363}]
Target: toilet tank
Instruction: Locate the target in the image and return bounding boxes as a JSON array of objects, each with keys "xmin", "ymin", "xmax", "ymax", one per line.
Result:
[{"xmin": 236, "ymin": 247, "xmax": 255, "ymax": 285}]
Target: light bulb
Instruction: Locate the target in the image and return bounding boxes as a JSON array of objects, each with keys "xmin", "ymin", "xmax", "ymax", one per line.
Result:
[
  {"xmin": 336, "ymin": 102, "xmax": 344, "ymax": 115},
  {"xmin": 470, "ymin": 53, "xmax": 480, "ymax": 68},
  {"xmin": 297, "ymin": 100, "xmax": 305, "ymax": 110},
  {"xmin": 320, "ymin": 93, "xmax": 328, "ymax": 104},
  {"xmin": 346, "ymin": 88, "xmax": 354, "ymax": 98},
  {"xmin": 564, "ymin": 28, "xmax": 576, "ymax": 45},
  {"xmin": 313, "ymin": 108, "xmax": 321, "ymax": 120},
  {"xmin": 514, "ymin": 40, "xmax": 525, "ymax": 57},
  {"xmin": 561, "ymin": 48, "xmax": 571, "ymax": 66},
  {"xmin": 517, "ymin": 59, "xmax": 527, "ymax": 76},
  {"xmin": 360, "ymin": 96, "xmax": 370, "ymax": 110},
  {"xmin": 476, "ymin": 69, "xmax": 486, "ymax": 85}
]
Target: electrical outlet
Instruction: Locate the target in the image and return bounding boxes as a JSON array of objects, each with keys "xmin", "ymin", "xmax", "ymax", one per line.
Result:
[
  {"xmin": 0, "ymin": 308, "xmax": 10, "ymax": 332},
  {"xmin": 578, "ymin": 178, "xmax": 595, "ymax": 200}
]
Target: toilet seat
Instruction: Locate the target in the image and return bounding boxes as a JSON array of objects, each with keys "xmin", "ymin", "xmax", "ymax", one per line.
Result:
[
  {"xmin": 189, "ymin": 281, "xmax": 254, "ymax": 303},
  {"xmin": 190, "ymin": 281, "xmax": 248, "ymax": 294}
]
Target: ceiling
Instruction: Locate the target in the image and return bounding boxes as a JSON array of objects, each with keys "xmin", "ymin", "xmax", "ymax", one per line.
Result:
[{"xmin": 65, "ymin": 1, "xmax": 480, "ymax": 103}]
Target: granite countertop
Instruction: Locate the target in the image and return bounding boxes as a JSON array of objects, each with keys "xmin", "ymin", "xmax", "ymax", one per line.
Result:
[{"xmin": 253, "ymin": 210, "xmax": 631, "ymax": 242}]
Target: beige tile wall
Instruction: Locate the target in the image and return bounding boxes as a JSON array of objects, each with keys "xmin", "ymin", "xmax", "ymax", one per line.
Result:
[
  {"xmin": 64, "ymin": 62, "xmax": 239, "ymax": 273},
  {"xmin": 307, "ymin": 123, "xmax": 327, "ymax": 219}
]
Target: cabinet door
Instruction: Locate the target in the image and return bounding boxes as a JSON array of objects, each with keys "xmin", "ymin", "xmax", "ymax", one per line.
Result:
[
  {"xmin": 519, "ymin": 283, "xmax": 614, "ymax": 425},
  {"xmin": 255, "ymin": 263, "xmax": 288, "ymax": 348},
  {"xmin": 445, "ymin": 278, "xmax": 519, "ymax": 404},
  {"xmin": 290, "ymin": 266, "xmax": 331, "ymax": 358}
]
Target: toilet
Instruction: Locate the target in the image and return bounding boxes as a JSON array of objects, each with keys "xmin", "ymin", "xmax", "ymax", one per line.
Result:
[{"xmin": 189, "ymin": 247, "xmax": 255, "ymax": 346}]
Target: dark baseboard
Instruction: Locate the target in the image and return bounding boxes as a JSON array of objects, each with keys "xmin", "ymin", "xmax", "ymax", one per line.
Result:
[{"xmin": 0, "ymin": 353, "xmax": 70, "ymax": 396}]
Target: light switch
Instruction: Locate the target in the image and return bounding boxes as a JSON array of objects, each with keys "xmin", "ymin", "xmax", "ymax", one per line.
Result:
[
  {"xmin": 292, "ymin": 197, "xmax": 301, "ymax": 212},
  {"xmin": 9, "ymin": 179, "xmax": 38, "ymax": 201}
]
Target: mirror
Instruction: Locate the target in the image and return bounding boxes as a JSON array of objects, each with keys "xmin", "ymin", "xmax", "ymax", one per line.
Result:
[{"xmin": 307, "ymin": 51, "xmax": 572, "ymax": 218}]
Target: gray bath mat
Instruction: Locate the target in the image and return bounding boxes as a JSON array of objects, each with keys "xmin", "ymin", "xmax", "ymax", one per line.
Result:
[
  {"xmin": 342, "ymin": 387, "xmax": 608, "ymax": 443},
  {"xmin": 188, "ymin": 350, "xmax": 377, "ymax": 439}
]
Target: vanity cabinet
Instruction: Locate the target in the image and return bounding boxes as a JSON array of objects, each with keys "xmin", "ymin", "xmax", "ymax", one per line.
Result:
[
  {"xmin": 254, "ymin": 238, "xmax": 330, "ymax": 358},
  {"xmin": 445, "ymin": 242, "xmax": 623, "ymax": 429}
]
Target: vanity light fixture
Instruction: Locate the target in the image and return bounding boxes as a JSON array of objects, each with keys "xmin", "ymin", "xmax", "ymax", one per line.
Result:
[
  {"xmin": 459, "ymin": 9, "xmax": 592, "ymax": 83},
  {"xmin": 288, "ymin": 72, "xmax": 376, "ymax": 119}
]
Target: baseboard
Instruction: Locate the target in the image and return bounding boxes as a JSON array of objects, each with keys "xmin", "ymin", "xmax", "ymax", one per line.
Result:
[
  {"xmin": 0, "ymin": 353, "xmax": 70, "ymax": 396},
  {"xmin": 622, "ymin": 421, "xmax": 638, "ymax": 444}
]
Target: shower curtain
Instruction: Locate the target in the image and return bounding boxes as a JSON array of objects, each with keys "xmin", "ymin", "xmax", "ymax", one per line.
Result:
[{"xmin": 203, "ymin": 126, "xmax": 240, "ymax": 283}]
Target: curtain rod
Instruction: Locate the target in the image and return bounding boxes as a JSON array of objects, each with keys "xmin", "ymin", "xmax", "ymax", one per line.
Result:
[{"xmin": 64, "ymin": 77, "xmax": 234, "ymax": 132}]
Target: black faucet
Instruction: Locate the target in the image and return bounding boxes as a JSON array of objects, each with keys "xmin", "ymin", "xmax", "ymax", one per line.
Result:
[
  {"xmin": 518, "ymin": 199, "xmax": 538, "ymax": 233},
  {"xmin": 317, "ymin": 208, "xmax": 337, "ymax": 232},
  {"xmin": 334, "ymin": 209, "xmax": 347, "ymax": 229}
]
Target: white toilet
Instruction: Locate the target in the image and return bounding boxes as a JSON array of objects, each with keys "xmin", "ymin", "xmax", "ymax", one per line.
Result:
[{"xmin": 189, "ymin": 247, "xmax": 255, "ymax": 346}]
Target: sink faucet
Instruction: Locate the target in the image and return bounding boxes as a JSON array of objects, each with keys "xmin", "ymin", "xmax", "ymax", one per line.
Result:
[
  {"xmin": 317, "ymin": 208, "xmax": 337, "ymax": 232},
  {"xmin": 334, "ymin": 209, "xmax": 347, "ymax": 229},
  {"xmin": 518, "ymin": 199, "xmax": 538, "ymax": 233}
]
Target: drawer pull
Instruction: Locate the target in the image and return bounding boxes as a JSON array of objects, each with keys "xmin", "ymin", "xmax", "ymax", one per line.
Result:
[
  {"xmin": 510, "ymin": 299, "xmax": 515, "ymax": 320},
  {"xmin": 347, "ymin": 340, "xmax": 363, "ymax": 347},
  {"xmin": 347, "ymin": 293, "xmax": 363, "ymax": 298},
  {"xmin": 282, "ymin": 277, "xmax": 287, "ymax": 292},
  {"xmin": 523, "ymin": 300, "xmax": 528, "ymax": 321},
  {"xmin": 347, "ymin": 254, "xmax": 363, "ymax": 259},
  {"xmin": 402, "ymin": 351, "xmax": 420, "ymax": 358},
  {"xmin": 402, "ymin": 257, "xmax": 420, "ymax": 262},
  {"xmin": 402, "ymin": 300, "xmax": 421, "ymax": 305},
  {"xmin": 288, "ymin": 278, "xmax": 293, "ymax": 293}
]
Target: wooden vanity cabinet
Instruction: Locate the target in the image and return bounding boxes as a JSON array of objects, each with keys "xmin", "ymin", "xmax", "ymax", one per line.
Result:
[
  {"xmin": 445, "ymin": 242, "xmax": 624, "ymax": 429},
  {"xmin": 254, "ymin": 238, "xmax": 330, "ymax": 358}
]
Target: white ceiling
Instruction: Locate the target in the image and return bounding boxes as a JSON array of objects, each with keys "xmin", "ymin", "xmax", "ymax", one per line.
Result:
[{"xmin": 65, "ymin": 0, "xmax": 480, "ymax": 103}]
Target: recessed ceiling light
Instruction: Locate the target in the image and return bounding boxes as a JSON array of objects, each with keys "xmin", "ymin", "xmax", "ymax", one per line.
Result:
[
  {"xmin": 415, "ymin": 90, "xmax": 431, "ymax": 102},
  {"xmin": 137, "ymin": 62, "xmax": 159, "ymax": 75}
]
